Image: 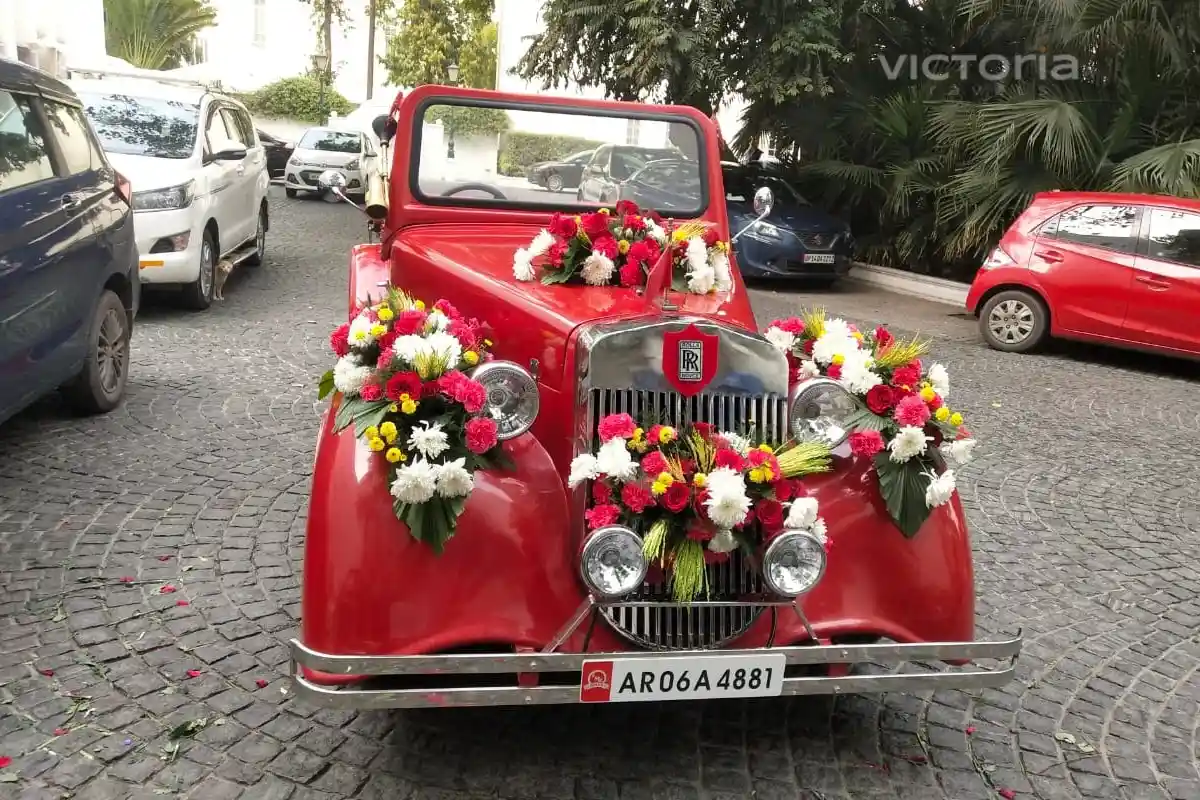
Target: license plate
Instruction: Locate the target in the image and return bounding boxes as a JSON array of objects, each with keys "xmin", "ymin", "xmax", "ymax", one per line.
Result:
[
  {"xmin": 579, "ymin": 654, "xmax": 786, "ymax": 703},
  {"xmin": 803, "ymin": 254, "xmax": 837, "ymax": 264}
]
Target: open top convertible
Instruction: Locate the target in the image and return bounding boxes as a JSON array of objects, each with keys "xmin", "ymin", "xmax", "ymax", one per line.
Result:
[{"xmin": 291, "ymin": 86, "xmax": 1021, "ymax": 709}]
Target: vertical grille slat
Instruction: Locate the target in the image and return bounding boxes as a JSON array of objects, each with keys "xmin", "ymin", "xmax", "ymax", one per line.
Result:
[{"xmin": 592, "ymin": 388, "xmax": 789, "ymax": 650}]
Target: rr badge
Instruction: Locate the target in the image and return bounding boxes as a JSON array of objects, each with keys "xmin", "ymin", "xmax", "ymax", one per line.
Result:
[{"xmin": 662, "ymin": 323, "xmax": 718, "ymax": 397}]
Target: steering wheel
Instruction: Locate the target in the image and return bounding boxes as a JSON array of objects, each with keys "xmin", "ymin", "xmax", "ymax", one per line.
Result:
[{"xmin": 440, "ymin": 182, "xmax": 508, "ymax": 200}]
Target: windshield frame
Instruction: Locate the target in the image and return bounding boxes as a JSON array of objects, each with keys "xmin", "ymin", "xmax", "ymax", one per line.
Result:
[
  {"xmin": 76, "ymin": 91, "xmax": 200, "ymax": 160},
  {"xmin": 408, "ymin": 95, "xmax": 711, "ymax": 218}
]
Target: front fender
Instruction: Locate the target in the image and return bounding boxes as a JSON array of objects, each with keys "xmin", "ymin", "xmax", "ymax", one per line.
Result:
[
  {"xmin": 348, "ymin": 243, "xmax": 389, "ymax": 313},
  {"xmin": 300, "ymin": 402, "xmax": 582, "ymax": 662}
]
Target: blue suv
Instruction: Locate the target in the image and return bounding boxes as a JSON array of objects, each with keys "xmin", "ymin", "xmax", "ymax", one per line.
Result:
[{"xmin": 0, "ymin": 58, "xmax": 139, "ymax": 425}]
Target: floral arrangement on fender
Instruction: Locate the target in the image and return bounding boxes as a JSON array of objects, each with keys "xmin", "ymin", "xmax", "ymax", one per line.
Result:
[
  {"xmin": 318, "ymin": 286, "xmax": 509, "ymax": 552},
  {"xmin": 512, "ymin": 200, "xmax": 732, "ymax": 294},
  {"xmin": 764, "ymin": 308, "xmax": 978, "ymax": 538},
  {"xmin": 568, "ymin": 415, "xmax": 834, "ymax": 602}
]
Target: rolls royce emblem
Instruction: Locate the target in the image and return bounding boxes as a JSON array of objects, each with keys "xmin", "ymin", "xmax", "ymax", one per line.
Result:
[
  {"xmin": 677, "ymin": 340, "xmax": 703, "ymax": 381},
  {"xmin": 662, "ymin": 323, "xmax": 719, "ymax": 397}
]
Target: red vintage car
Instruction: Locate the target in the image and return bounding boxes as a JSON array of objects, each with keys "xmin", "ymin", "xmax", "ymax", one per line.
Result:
[{"xmin": 290, "ymin": 86, "xmax": 1021, "ymax": 709}]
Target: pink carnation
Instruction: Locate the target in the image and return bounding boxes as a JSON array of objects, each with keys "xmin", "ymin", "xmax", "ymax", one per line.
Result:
[
  {"xmin": 620, "ymin": 483, "xmax": 654, "ymax": 513},
  {"xmin": 330, "ymin": 324, "xmax": 350, "ymax": 357},
  {"xmin": 597, "ymin": 413, "xmax": 637, "ymax": 442},
  {"xmin": 456, "ymin": 380, "xmax": 487, "ymax": 414},
  {"xmin": 360, "ymin": 383, "xmax": 383, "ymax": 402},
  {"xmin": 848, "ymin": 430, "xmax": 885, "ymax": 457},
  {"xmin": 433, "ymin": 299, "xmax": 461, "ymax": 320},
  {"xmin": 894, "ymin": 395, "xmax": 932, "ymax": 427},
  {"xmin": 584, "ymin": 504, "xmax": 621, "ymax": 530},
  {"xmin": 641, "ymin": 451, "xmax": 670, "ymax": 476},
  {"xmin": 774, "ymin": 317, "xmax": 806, "ymax": 335},
  {"xmin": 465, "ymin": 417, "xmax": 498, "ymax": 454}
]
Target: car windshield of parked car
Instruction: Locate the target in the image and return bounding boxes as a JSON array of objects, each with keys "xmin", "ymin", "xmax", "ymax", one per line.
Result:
[
  {"xmin": 76, "ymin": 92, "xmax": 198, "ymax": 159},
  {"xmin": 414, "ymin": 101, "xmax": 706, "ymax": 216},
  {"xmin": 722, "ymin": 167, "xmax": 808, "ymax": 206},
  {"xmin": 299, "ymin": 130, "xmax": 361, "ymax": 153}
]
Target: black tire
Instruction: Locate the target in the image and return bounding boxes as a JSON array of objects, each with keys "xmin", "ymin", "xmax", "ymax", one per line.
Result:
[
  {"xmin": 181, "ymin": 229, "xmax": 216, "ymax": 311},
  {"xmin": 546, "ymin": 171, "xmax": 564, "ymax": 192},
  {"xmin": 978, "ymin": 289, "xmax": 1049, "ymax": 353},
  {"xmin": 62, "ymin": 290, "xmax": 130, "ymax": 415},
  {"xmin": 244, "ymin": 205, "xmax": 267, "ymax": 266},
  {"xmin": 285, "ymin": 187, "xmax": 298, "ymax": 198}
]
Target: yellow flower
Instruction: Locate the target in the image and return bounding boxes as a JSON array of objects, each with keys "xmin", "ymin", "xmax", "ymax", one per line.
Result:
[
  {"xmin": 364, "ymin": 425, "xmax": 379, "ymax": 440},
  {"xmin": 599, "ymin": 207, "xmax": 610, "ymax": 215},
  {"xmin": 385, "ymin": 447, "xmax": 404, "ymax": 463},
  {"xmin": 388, "ymin": 403, "xmax": 399, "ymax": 413},
  {"xmin": 935, "ymin": 406, "xmax": 950, "ymax": 422},
  {"xmin": 651, "ymin": 481, "xmax": 668, "ymax": 496},
  {"xmin": 656, "ymin": 472, "xmax": 675, "ymax": 487},
  {"xmin": 919, "ymin": 386, "xmax": 936, "ymax": 402},
  {"xmin": 832, "ymin": 354, "xmax": 845, "ymax": 366},
  {"xmin": 757, "ymin": 444, "xmax": 774, "ymax": 454},
  {"xmin": 852, "ymin": 331, "xmax": 864, "ymax": 342},
  {"xmin": 950, "ymin": 412, "xmax": 964, "ymax": 426},
  {"xmin": 657, "ymin": 426, "xmax": 676, "ymax": 444},
  {"xmin": 715, "ymin": 240, "xmax": 729, "ymax": 253},
  {"xmin": 763, "ymin": 467, "xmax": 775, "ymax": 482},
  {"xmin": 618, "ymin": 239, "xmax": 630, "ymax": 254},
  {"xmin": 484, "ymin": 339, "xmax": 493, "ymax": 347},
  {"xmin": 367, "ymin": 436, "xmax": 385, "ymax": 452},
  {"xmin": 463, "ymin": 350, "xmax": 480, "ymax": 366},
  {"xmin": 369, "ymin": 323, "xmax": 387, "ymax": 337},
  {"xmin": 748, "ymin": 467, "xmax": 767, "ymax": 484},
  {"xmin": 631, "ymin": 427, "xmax": 645, "ymax": 443},
  {"xmin": 377, "ymin": 306, "xmax": 394, "ymax": 322},
  {"xmin": 352, "ymin": 330, "xmax": 367, "ymax": 342},
  {"xmin": 693, "ymin": 473, "xmax": 707, "ymax": 488},
  {"xmin": 414, "ymin": 300, "xmax": 426, "ymax": 311},
  {"xmin": 379, "ymin": 421, "xmax": 397, "ymax": 443},
  {"xmin": 401, "ymin": 398, "xmax": 419, "ymax": 415}
]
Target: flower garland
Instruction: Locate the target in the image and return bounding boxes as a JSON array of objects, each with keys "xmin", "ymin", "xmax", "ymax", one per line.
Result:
[
  {"xmin": 512, "ymin": 200, "xmax": 732, "ymax": 294},
  {"xmin": 318, "ymin": 286, "xmax": 509, "ymax": 552},
  {"xmin": 569, "ymin": 415, "xmax": 834, "ymax": 602},
  {"xmin": 764, "ymin": 308, "xmax": 977, "ymax": 538}
]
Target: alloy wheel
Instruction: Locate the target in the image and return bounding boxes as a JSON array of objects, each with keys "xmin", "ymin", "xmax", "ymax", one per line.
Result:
[
  {"xmin": 97, "ymin": 307, "xmax": 127, "ymax": 396},
  {"xmin": 200, "ymin": 240, "xmax": 214, "ymax": 299}
]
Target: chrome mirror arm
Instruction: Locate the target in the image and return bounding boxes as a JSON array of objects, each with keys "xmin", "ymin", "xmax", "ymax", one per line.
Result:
[{"xmin": 732, "ymin": 208, "xmax": 771, "ymax": 243}]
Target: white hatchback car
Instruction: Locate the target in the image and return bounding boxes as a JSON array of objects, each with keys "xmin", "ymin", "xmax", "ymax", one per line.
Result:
[
  {"xmin": 284, "ymin": 126, "xmax": 382, "ymax": 199},
  {"xmin": 71, "ymin": 72, "xmax": 270, "ymax": 310}
]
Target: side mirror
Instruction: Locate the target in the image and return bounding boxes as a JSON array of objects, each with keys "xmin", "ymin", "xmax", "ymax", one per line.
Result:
[
  {"xmin": 318, "ymin": 169, "xmax": 370, "ymax": 213},
  {"xmin": 732, "ymin": 186, "xmax": 775, "ymax": 242},
  {"xmin": 212, "ymin": 146, "xmax": 247, "ymax": 162}
]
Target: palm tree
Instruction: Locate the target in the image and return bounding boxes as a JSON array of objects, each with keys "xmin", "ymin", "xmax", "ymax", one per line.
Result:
[{"xmin": 103, "ymin": 0, "xmax": 218, "ymax": 70}]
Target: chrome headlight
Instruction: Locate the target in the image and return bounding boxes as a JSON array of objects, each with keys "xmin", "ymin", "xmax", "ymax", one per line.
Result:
[
  {"xmin": 762, "ymin": 530, "xmax": 826, "ymax": 596},
  {"xmin": 345, "ymin": 158, "xmax": 361, "ymax": 171},
  {"xmin": 580, "ymin": 525, "xmax": 647, "ymax": 598},
  {"xmin": 132, "ymin": 180, "xmax": 194, "ymax": 212},
  {"xmin": 744, "ymin": 221, "xmax": 787, "ymax": 243},
  {"xmin": 788, "ymin": 377, "xmax": 856, "ymax": 446},
  {"xmin": 470, "ymin": 360, "xmax": 539, "ymax": 440}
]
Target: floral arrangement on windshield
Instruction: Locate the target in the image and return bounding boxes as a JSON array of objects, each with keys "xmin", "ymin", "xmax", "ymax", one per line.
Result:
[
  {"xmin": 569, "ymin": 416, "xmax": 833, "ymax": 602},
  {"xmin": 319, "ymin": 287, "xmax": 509, "ymax": 552},
  {"xmin": 512, "ymin": 200, "xmax": 732, "ymax": 294},
  {"xmin": 764, "ymin": 308, "xmax": 977, "ymax": 538}
]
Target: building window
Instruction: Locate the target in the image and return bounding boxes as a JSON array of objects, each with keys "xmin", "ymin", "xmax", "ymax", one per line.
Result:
[{"xmin": 253, "ymin": 0, "xmax": 267, "ymax": 47}]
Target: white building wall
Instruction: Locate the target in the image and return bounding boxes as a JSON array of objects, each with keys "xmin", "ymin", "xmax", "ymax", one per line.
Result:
[{"xmin": 0, "ymin": 0, "xmax": 105, "ymax": 75}]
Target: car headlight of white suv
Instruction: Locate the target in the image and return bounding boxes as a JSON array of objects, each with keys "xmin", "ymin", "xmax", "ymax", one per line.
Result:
[{"xmin": 132, "ymin": 180, "xmax": 195, "ymax": 212}]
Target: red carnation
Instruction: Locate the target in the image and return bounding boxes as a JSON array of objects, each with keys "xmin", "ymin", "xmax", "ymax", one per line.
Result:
[
  {"xmin": 927, "ymin": 393, "xmax": 943, "ymax": 411},
  {"xmin": 447, "ymin": 319, "xmax": 478, "ymax": 349},
  {"xmin": 620, "ymin": 483, "xmax": 654, "ymax": 513},
  {"xmin": 592, "ymin": 481, "xmax": 613, "ymax": 504},
  {"xmin": 701, "ymin": 227, "xmax": 720, "ymax": 247},
  {"xmin": 614, "ymin": 200, "xmax": 639, "ymax": 216},
  {"xmin": 692, "ymin": 488, "xmax": 711, "ymax": 520},
  {"xmin": 894, "ymin": 394, "xmax": 931, "ymax": 427},
  {"xmin": 329, "ymin": 324, "xmax": 350, "ymax": 357},
  {"xmin": 548, "ymin": 212, "xmax": 577, "ymax": 239},
  {"xmin": 421, "ymin": 378, "xmax": 443, "ymax": 398},
  {"xmin": 775, "ymin": 317, "xmax": 806, "ymax": 335},
  {"xmin": 598, "ymin": 413, "xmax": 637, "ymax": 442},
  {"xmin": 547, "ymin": 241, "xmax": 568, "ymax": 267},
  {"xmin": 772, "ymin": 479, "xmax": 797, "ymax": 502},
  {"xmin": 465, "ymin": 417, "xmax": 498, "ymax": 454},
  {"xmin": 584, "ymin": 504, "xmax": 621, "ymax": 530},
  {"xmin": 433, "ymin": 299, "xmax": 460, "ymax": 319},
  {"xmin": 376, "ymin": 330, "xmax": 399, "ymax": 353},
  {"xmin": 865, "ymin": 384, "xmax": 896, "ymax": 415},
  {"xmin": 692, "ymin": 422, "xmax": 715, "ymax": 441},
  {"xmin": 686, "ymin": 521, "xmax": 715, "ymax": 541},
  {"xmin": 580, "ymin": 212, "xmax": 612, "ymax": 240},
  {"xmin": 662, "ymin": 482, "xmax": 691, "ymax": 513},
  {"xmin": 827, "ymin": 363, "xmax": 843, "ymax": 380},
  {"xmin": 891, "ymin": 364, "xmax": 921, "ymax": 388},
  {"xmin": 618, "ymin": 262, "xmax": 644, "ymax": 287},
  {"xmin": 592, "ymin": 235, "xmax": 619, "ymax": 260},
  {"xmin": 360, "ymin": 383, "xmax": 383, "ymax": 402},
  {"xmin": 641, "ymin": 451, "xmax": 670, "ymax": 476},
  {"xmin": 803, "ymin": 339, "xmax": 815, "ymax": 355},
  {"xmin": 392, "ymin": 310, "xmax": 427, "ymax": 336},
  {"xmin": 714, "ymin": 449, "xmax": 745, "ymax": 472},
  {"xmin": 385, "ymin": 371, "xmax": 422, "ymax": 401},
  {"xmin": 455, "ymin": 379, "xmax": 487, "ymax": 413},
  {"xmin": 849, "ymin": 430, "xmax": 885, "ymax": 457},
  {"xmin": 623, "ymin": 213, "xmax": 646, "ymax": 232},
  {"xmin": 756, "ymin": 499, "xmax": 785, "ymax": 534},
  {"xmin": 874, "ymin": 326, "xmax": 894, "ymax": 347}
]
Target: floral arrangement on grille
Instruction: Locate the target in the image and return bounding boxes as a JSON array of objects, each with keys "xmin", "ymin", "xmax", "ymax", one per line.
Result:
[
  {"xmin": 568, "ymin": 414, "xmax": 834, "ymax": 602},
  {"xmin": 319, "ymin": 286, "xmax": 509, "ymax": 552},
  {"xmin": 512, "ymin": 200, "xmax": 732, "ymax": 294},
  {"xmin": 764, "ymin": 308, "xmax": 977, "ymax": 537}
]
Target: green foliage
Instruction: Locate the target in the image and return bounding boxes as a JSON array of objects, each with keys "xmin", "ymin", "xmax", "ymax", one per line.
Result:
[
  {"xmin": 243, "ymin": 77, "xmax": 354, "ymax": 124},
  {"xmin": 381, "ymin": 0, "xmax": 496, "ymax": 88},
  {"xmin": 102, "ymin": 0, "xmax": 217, "ymax": 70},
  {"xmin": 426, "ymin": 104, "xmax": 509, "ymax": 139},
  {"xmin": 497, "ymin": 132, "xmax": 603, "ymax": 176}
]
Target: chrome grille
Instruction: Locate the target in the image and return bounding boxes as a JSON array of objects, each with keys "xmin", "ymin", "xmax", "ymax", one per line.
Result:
[
  {"xmin": 799, "ymin": 232, "xmax": 837, "ymax": 250},
  {"xmin": 589, "ymin": 388, "xmax": 789, "ymax": 650}
]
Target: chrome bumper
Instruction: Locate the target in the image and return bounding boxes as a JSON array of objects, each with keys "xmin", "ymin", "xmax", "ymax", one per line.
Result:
[{"xmin": 288, "ymin": 633, "xmax": 1022, "ymax": 710}]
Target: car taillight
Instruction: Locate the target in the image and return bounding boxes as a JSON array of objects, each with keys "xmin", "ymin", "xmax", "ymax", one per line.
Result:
[
  {"xmin": 114, "ymin": 170, "xmax": 132, "ymax": 206},
  {"xmin": 981, "ymin": 246, "xmax": 1016, "ymax": 270}
]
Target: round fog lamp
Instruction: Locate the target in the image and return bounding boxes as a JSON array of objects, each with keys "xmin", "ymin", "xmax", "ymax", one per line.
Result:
[
  {"xmin": 762, "ymin": 530, "xmax": 827, "ymax": 597},
  {"xmin": 789, "ymin": 377, "xmax": 857, "ymax": 447},
  {"xmin": 580, "ymin": 525, "xmax": 647, "ymax": 598},
  {"xmin": 471, "ymin": 360, "xmax": 540, "ymax": 440}
]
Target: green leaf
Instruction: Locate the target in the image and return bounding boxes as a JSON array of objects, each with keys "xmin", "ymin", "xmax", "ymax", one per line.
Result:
[
  {"xmin": 541, "ymin": 270, "xmax": 573, "ymax": 285},
  {"xmin": 873, "ymin": 454, "xmax": 933, "ymax": 538},
  {"xmin": 168, "ymin": 717, "xmax": 209, "ymax": 740},
  {"xmin": 332, "ymin": 396, "xmax": 367, "ymax": 433},
  {"xmin": 843, "ymin": 407, "xmax": 889, "ymax": 432},
  {"xmin": 317, "ymin": 370, "xmax": 336, "ymax": 400},
  {"xmin": 402, "ymin": 502, "xmax": 427, "ymax": 546},
  {"xmin": 352, "ymin": 402, "xmax": 392, "ymax": 437}
]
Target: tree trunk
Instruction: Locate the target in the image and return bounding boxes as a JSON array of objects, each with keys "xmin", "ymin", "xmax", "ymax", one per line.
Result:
[
  {"xmin": 322, "ymin": 1, "xmax": 333, "ymax": 83},
  {"xmin": 366, "ymin": 0, "xmax": 376, "ymax": 99}
]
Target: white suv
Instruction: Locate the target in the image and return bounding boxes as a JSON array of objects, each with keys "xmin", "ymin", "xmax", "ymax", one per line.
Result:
[{"xmin": 70, "ymin": 72, "xmax": 270, "ymax": 310}]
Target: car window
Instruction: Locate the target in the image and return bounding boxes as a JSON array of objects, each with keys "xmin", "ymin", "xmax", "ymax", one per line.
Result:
[
  {"xmin": 205, "ymin": 108, "xmax": 236, "ymax": 151},
  {"xmin": 1146, "ymin": 208, "xmax": 1200, "ymax": 267},
  {"xmin": 219, "ymin": 107, "xmax": 253, "ymax": 147},
  {"xmin": 1044, "ymin": 204, "xmax": 1139, "ymax": 253},
  {"xmin": 0, "ymin": 90, "xmax": 55, "ymax": 192},
  {"xmin": 722, "ymin": 168, "xmax": 806, "ymax": 205},
  {"xmin": 632, "ymin": 160, "xmax": 700, "ymax": 193},
  {"xmin": 41, "ymin": 101, "xmax": 105, "ymax": 175},
  {"xmin": 589, "ymin": 146, "xmax": 612, "ymax": 171},
  {"xmin": 297, "ymin": 130, "xmax": 361, "ymax": 153},
  {"xmin": 76, "ymin": 92, "xmax": 199, "ymax": 159}
]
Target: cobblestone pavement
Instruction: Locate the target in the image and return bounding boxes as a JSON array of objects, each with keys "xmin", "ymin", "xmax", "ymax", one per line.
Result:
[{"xmin": 1, "ymin": 187, "xmax": 1198, "ymax": 800}]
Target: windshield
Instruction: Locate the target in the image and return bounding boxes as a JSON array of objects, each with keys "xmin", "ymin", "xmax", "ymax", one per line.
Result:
[
  {"xmin": 299, "ymin": 130, "xmax": 361, "ymax": 153},
  {"xmin": 414, "ymin": 101, "xmax": 706, "ymax": 216},
  {"xmin": 76, "ymin": 92, "xmax": 198, "ymax": 159},
  {"xmin": 722, "ymin": 168, "xmax": 808, "ymax": 206}
]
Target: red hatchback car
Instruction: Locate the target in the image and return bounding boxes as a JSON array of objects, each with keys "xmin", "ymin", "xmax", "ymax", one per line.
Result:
[{"xmin": 966, "ymin": 191, "xmax": 1200, "ymax": 357}]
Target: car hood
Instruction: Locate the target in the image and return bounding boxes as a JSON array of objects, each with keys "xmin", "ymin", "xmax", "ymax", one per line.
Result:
[
  {"xmin": 728, "ymin": 200, "xmax": 848, "ymax": 234},
  {"xmin": 106, "ymin": 153, "xmax": 197, "ymax": 194},
  {"xmin": 292, "ymin": 149, "xmax": 361, "ymax": 167}
]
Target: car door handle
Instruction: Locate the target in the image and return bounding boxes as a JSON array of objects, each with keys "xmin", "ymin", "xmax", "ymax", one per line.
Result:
[
  {"xmin": 60, "ymin": 193, "xmax": 81, "ymax": 211},
  {"xmin": 1034, "ymin": 249, "xmax": 1064, "ymax": 263},
  {"xmin": 1135, "ymin": 274, "xmax": 1170, "ymax": 291},
  {"xmin": 236, "ymin": 165, "xmax": 246, "ymax": 175}
]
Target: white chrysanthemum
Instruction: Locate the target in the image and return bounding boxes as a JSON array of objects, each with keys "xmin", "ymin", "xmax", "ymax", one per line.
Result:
[
  {"xmin": 823, "ymin": 318, "xmax": 853, "ymax": 339},
  {"xmin": 710, "ymin": 250, "xmax": 732, "ymax": 292},
  {"xmin": 943, "ymin": 438, "xmax": 977, "ymax": 466},
  {"xmin": 811, "ymin": 518, "xmax": 828, "ymax": 546},
  {"xmin": 928, "ymin": 363, "xmax": 950, "ymax": 399},
  {"xmin": 567, "ymin": 453, "xmax": 601, "ymax": 488},
  {"xmin": 332, "ymin": 357, "xmax": 372, "ymax": 395},
  {"xmin": 580, "ymin": 252, "xmax": 616, "ymax": 286},
  {"xmin": 390, "ymin": 334, "xmax": 425, "ymax": 365},
  {"xmin": 408, "ymin": 421, "xmax": 450, "ymax": 460},
  {"xmin": 785, "ymin": 497, "xmax": 819, "ymax": 530},
  {"xmin": 420, "ymin": 331, "xmax": 462, "ymax": 368},
  {"xmin": 389, "ymin": 460, "xmax": 438, "ymax": 504},
  {"xmin": 811, "ymin": 333, "xmax": 858, "ymax": 366},
  {"xmin": 764, "ymin": 326, "xmax": 796, "ymax": 354},
  {"xmin": 704, "ymin": 467, "xmax": 751, "ymax": 529},
  {"xmin": 347, "ymin": 314, "xmax": 377, "ymax": 348},
  {"xmin": 513, "ymin": 248, "xmax": 535, "ymax": 281},
  {"xmin": 718, "ymin": 431, "xmax": 751, "ymax": 456},
  {"xmin": 840, "ymin": 357, "xmax": 882, "ymax": 395},
  {"xmin": 435, "ymin": 458, "xmax": 474, "ymax": 498},
  {"xmin": 596, "ymin": 437, "xmax": 638, "ymax": 482},
  {"xmin": 888, "ymin": 426, "xmax": 932, "ymax": 462},
  {"xmin": 924, "ymin": 469, "xmax": 956, "ymax": 508},
  {"xmin": 708, "ymin": 529, "xmax": 738, "ymax": 553},
  {"xmin": 529, "ymin": 229, "xmax": 555, "ymax": 257},
  {"xmin": 799, "ymin": 360, "xmax": 820, "ymax": 380},
  {"xmin": 646, "ymin": 220, "xmax": 668, "ymax": 244},
  {"xmin": 686, "ymin": 264, "xmax": 716, "ymax": 294},
  {"xmin": 425, "ymin": 310, "xmax": 450, "ymax": 333},
  {"xmin": 686, "ymin": 237, "xmax": 708, "ymax": 272}
]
